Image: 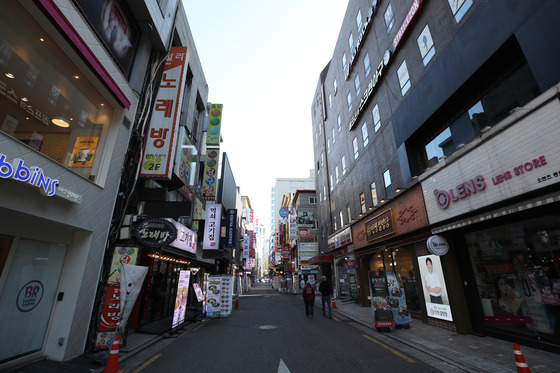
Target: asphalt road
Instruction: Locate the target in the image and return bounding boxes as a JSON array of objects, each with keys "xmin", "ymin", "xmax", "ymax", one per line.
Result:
[{"xmin": 121, "ymin": 284, "xmax": 440, "ymax": 373}]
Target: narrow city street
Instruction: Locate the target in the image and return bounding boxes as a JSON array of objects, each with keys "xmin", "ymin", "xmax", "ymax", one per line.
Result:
[{"xmin": 117, "ymin": 284, "xmax": 440, "ymax": 373}]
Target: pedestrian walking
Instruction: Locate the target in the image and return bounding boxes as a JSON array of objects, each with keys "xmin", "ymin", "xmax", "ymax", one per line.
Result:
[
  {"xmin": 302, "ymin": 281, "xmax": 315, "ymax": 319},
  {"xmin": 319, "ymin": 276, "xmax": 333, "ymax": 319}
]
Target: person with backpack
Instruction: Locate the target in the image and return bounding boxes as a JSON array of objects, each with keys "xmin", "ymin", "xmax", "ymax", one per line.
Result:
[{"xmin": 302, "ymin": 281, "xmax": 316, "ymax": 319}]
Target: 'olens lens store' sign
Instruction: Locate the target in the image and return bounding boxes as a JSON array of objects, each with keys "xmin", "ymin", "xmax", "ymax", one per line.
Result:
[
  {"xmin": 420, "ymin": 96, "xmax": 560, "ymax": 225},
  {"xmin": 348, "ymin": 0, "xmax": 423, "ymax": 131}
]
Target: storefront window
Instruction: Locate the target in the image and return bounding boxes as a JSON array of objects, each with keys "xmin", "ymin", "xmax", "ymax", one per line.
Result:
[
  {"xmin": 0, "ymin": 2, "xmax": 115, "ymax": 182},
  {"xmin": 368, "ymin": 247, "xmax": 421, "ymax": 313},
  {"xmin": 466, "ymin": 215, "xmax": 560, "ymax": 340}
]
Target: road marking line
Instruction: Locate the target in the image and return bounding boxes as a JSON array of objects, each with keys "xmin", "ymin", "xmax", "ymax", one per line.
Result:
[
  {"xmin": 278, "ymin": 358, "xmax": 292, "ymax": 373},
  {"xmin": 362, "ymin": 334, "xmax": 415, "ymax": 363},
  {"xmin": 193, "ymin": 323, "xmax": 205, "ymax": 332},
  {"xmin": 333, "ymin": 316, "xmax": 340, "ymax": 321},
  {"xmin": 131, "ymin": 353, "xmax": 162, "ymax": 373}
]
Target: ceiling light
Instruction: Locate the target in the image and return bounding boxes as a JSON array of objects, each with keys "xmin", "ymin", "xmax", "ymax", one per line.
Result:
[
  {"xmin": 21, "ymin": 97, "xmax": 28, "ymax": 102},
  {"xmin": 52, "ymin": 116, "xmax": 70, "ymax": 127},
  {"xmin": 5, "ymin": 72, "xmax": 15, "ymax": 79}
]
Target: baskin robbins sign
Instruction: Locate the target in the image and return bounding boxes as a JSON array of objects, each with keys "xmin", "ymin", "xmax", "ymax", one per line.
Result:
[
  {"xmin": 421, "ymin": 97, "xmax": 560, "ymax": 225},
  {"xmin": 0, "ymin": 153, "xmax": 82, "ymax": 203}
]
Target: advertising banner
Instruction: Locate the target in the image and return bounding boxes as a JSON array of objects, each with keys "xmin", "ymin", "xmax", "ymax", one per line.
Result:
[
  {"xmin": 201, "ymin": 148, "xmax": 220, "ymax": 200},
  {"xmin": 140, "ymin": 47, "xmax": 188, "ymax": 179},
  {"xmin": 120, "ymin": 264, "xmax": 149, "ymax": 333},
  {"xmin": 95, "ymin": 247, "xmax": 138, "ymax": 349},
  {"xmin": 418, "ymin": 255, "xmax": 453, "ymax": 321},
  {"xmin": 193, "ymin": 283, "xmax": 204, "ymax": 303},
  {"xmin": 368, "ymin": 271, "xmax": 395, "ymax": 329},
  {"xmin": 289, "ymin": 217, "xmax": 297, "ymax": 239},
  {"xmin": 203, "ymin": 204, "xmax": 222, "ymax": 250},
  {"xmin": 172, "ymin": 270, "xmax": 191, "ymax": 328},
  {"xmin": 386, "ymin": 270, "xmax": 412, "ymax": 326},
  {"xmin": 69, "ymin": 136, "xmax": 98, "ymax": 167},
  {"xmin": 206, "ymin": 104, "xmax": 223, "ymax": 145}
]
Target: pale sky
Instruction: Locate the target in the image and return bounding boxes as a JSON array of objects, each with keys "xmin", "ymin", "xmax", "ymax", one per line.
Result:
[{"xmin": 181, "ymin": 1, "xmax": 349, "ymax": 227}]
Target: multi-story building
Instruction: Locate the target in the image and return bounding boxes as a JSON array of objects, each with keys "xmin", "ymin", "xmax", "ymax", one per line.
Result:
[
  {"xmin": 0, "ymin": 0, "xmax": 150, "ymax": 367},
  {"xmin": 0, "ymin": 0, "xmax": 226, "ymax": 369},
  {"xmin": 312, "ymin": 0, "xmax": 560, "ymax": 351}
]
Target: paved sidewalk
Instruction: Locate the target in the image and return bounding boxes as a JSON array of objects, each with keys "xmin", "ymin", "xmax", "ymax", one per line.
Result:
[{"xmin": 328, "ymin": 298, "xmax": 559, "ymax": 373}]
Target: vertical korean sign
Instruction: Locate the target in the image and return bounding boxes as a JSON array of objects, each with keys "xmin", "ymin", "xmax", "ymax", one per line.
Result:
[
  {"xmin": 140, "ymin": 47, "xmax": 188, "ymax": 179},
  {"xmin": 203, "ymin": 203, "xmax": 222, "ymax": 251},
  {"xmin": 206, "ymin": 104, "xmax": 223, "ymax": 146},
  {"xmin": 201, "ymin": 148, "xmax": 220, "ymax": 200}
]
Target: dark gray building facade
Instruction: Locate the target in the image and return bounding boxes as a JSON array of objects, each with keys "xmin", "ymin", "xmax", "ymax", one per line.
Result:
[{"xmin": 312, "ymin": 0, "xmax": 560, "ymax": 351}]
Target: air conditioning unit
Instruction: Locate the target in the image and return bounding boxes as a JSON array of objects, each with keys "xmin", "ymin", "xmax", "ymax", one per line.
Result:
[
  {"xmin": 123, "ymin": 214, "xmax": 133, "ymax": 226},
  {"xmin": 119, "ymin": 227, "xmax": 131, "ymax": 240}
]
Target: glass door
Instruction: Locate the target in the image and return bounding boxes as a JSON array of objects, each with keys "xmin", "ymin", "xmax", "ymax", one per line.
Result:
[{"xmin": 0, "ymin": 238, "xmax": 66, "ymax": 362}]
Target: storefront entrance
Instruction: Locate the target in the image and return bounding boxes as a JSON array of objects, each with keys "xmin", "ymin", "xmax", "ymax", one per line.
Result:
[
  {"xmin": 0, "ymin": 238, "xmax": 67, "ymax": 363},
  {"xmin": 366, "ymin": 246, "xmax": 422, "ymax": 315}
]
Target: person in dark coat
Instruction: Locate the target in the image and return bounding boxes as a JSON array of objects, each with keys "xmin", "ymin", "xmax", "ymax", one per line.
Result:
[
  {"xmin": 319, "ymin": 276, "xmax": 333, "ymax": 319},
  {"xmin": 302, "ymin": 281, "xmax": 316, "ymax": 319}
]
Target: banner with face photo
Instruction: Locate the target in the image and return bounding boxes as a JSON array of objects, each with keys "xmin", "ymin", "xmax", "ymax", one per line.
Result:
[{"xmin": 417, "ymin": 255, "xmax": 453, "ymax": 321}]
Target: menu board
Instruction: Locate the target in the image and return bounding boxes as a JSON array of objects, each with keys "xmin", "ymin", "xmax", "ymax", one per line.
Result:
[
  {"xmin": 219, "ymin": 275, "xmax": 233, "ymax": 317},
  {"xmin": 386, "ymin": 270, "xmax": 412, "ymax": 327},
  {"xmin": 206, "ymin": 275, "xmax": 234, "ymax": 318},
  {"xmin": 368, "ymin": 270, "xmax": 395, "ymax": 329},
  {"xmin": 206, "ymin": 276, "xmax": 222, "ymax": 318}
]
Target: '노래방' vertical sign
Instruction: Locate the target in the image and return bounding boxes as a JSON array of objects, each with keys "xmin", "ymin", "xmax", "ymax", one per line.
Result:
[{"xmin": 140, "ymin": 47, "xmax": 188, "ymax": 179}]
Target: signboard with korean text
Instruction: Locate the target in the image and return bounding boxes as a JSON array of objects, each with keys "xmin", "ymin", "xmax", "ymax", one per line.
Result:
[
  {"xmin": 140, "ymin": 47, "xmax": 188, "ymax": 179},
  {"xmin": 168, "ymin": 220, "xmax": 197, "ymax": 254},
  {"xmin": 203, "ymin": 204, "xmax": 222, "ymax": 251},
  {"xmin": 206, "ymin": 104, "xmax": 223, "ymax": 145},
  {"xmin": 134, "ymin": 218, "xmax": 177, "ymax": 247},
  {"xmin": 201, "ymin": 148, "xmax": 220, "ymax": 200},
  {"xmin": 365, "ymin": 209, "xmax": 395, "ymax": 241}
]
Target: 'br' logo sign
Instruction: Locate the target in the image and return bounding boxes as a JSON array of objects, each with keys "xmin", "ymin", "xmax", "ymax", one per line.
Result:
[{"xmin": 17, "ymin": 280, "xmax": 44, "ymax": 312}]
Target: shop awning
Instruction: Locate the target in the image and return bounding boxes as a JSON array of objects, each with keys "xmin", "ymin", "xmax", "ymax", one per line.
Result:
[{"xmin": 308, "ymin": 255, "xmax": 333, "ymax": 264}]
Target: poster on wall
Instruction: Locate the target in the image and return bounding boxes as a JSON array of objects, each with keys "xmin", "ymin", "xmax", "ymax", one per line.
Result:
[
  {"xmin": 69, "ymin": 136, "xmax": 98, "ymax": 167},
  {"xmin": 172, "ymin": 270, "xmax": 191, "ymax": 328},
  {"xmin": 386, "ymin": 270, "xmax": 412, "ymax": 327},
  {"xmin": 417, "ymin": 255, "xmax": 453, "ymax": 321}
]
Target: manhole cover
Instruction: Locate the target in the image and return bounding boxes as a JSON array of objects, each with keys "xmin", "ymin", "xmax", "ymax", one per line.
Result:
[{"xmin": 258, "ymin": 325, "xmax": 278, "ymax": 330}]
